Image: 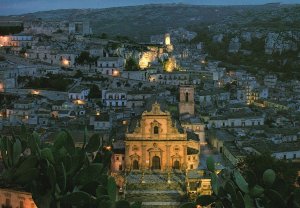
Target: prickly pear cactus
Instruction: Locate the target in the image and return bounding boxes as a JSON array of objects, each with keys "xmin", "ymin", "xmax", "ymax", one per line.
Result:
[
  {"xmin": 183, "ymin": 157, "xmax": 300, "ymax": 208},
  {"xmin": 0, "ymin": 129, "xmax": 136, "ymax": 208}
]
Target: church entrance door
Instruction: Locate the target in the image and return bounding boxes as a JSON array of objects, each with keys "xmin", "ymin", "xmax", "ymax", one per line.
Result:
[
  {"xmin": 152, "ymin": 156, "xmax": 161, "ymax": 170},
  {"xmin": 132, "ymin": 160, "xmax": 139, "ymax": 170},
  {"xmin": 173, "ymin": 160, "xmax": 180, "ymax": 169}
]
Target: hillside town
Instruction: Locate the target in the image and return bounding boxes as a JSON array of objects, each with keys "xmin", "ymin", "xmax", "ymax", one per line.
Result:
[{"xmin": 0, "ymin": 10, "xmax": 300, "ymax": 208}]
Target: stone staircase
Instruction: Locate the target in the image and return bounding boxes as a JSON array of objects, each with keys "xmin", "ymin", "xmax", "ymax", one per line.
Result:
[{"xmin": 125, "ymin": 172, "xmax": 187, "ymax": 208}]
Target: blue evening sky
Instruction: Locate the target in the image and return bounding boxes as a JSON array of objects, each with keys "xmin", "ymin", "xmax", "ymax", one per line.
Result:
[{"xmin": 1, "ymin": 0, "xmax": 299, "ymax": 15}]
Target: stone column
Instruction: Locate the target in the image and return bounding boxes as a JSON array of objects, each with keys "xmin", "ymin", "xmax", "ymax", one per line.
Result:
[
  {"xmin": 125, "ymin": 144, "xmax": 130, "ymax": 171},
  {"xmin": 141, "ymin": 145, "xmax": 147, "ymax": 170},
  {"xmin": 166, "ymin": 145, "xmax": 171, "ymax": 171}
]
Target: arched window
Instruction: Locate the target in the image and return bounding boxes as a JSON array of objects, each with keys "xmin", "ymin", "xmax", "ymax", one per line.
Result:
[
  {"xmin": 185, "ymin": 92, "xmax": 189, "ymax": 102},
  {"xmin": 154, "ymin": 126, "xmax": 159, "ymax": 134}
]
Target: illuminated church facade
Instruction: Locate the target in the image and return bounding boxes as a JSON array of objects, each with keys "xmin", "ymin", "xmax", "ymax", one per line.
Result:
[{"xmin": 124, "ymin": 102, "xmax": 199, "ymax": 172}]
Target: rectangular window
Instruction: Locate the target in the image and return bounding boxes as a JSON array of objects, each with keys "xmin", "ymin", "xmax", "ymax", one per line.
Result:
[
  {"xmin": 116, "ymin": 156, "xmax": 119, "ymax": 161},
  {"xmin": 190, "ymin": 165, "xmax": 193, "ymax": 169}
]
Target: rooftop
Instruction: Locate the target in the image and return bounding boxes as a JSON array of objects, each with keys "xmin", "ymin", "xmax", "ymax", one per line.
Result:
[{"xmin": 69, "ymin": 85, "xmax": 89, "ymax": 93}]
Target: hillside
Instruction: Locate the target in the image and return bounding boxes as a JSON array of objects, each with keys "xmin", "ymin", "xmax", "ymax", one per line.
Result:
[{"xmin": 2, "ymin": 3, "xmax": 299, "ymax": 40}]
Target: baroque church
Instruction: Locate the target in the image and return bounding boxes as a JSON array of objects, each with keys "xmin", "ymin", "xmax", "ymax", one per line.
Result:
[{"xmin": 124, "ymin": 102, "xmax": 199, "ymax": 172}]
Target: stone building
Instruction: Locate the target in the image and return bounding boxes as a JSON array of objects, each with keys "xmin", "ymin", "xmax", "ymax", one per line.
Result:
[
  {"xmin": 179, "ymin": 85, "xmax": 195, "ymax": 116},
  {"xmin": 124, "ymin": 102, "xmax": 199, "ymax": 172},
  {"xmin": 0, "ymin": 188, "xmax": 37, "ymax": 208}
]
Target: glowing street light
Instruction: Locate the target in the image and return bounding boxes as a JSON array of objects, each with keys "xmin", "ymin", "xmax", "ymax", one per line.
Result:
[
  {"xmin": 62, "ymin": 59, "xmax": 70, "ymax": 67},
  {"xmin": 112, "ymin": 70, "xmax": 120, "ymax": 77},
  {"xmin": 74, "ymin": 100, "xmax": 85, "ymax": 105},
  {"xmin": 31, "ymin": 90, "xmax": 40, "ymax": 95}
]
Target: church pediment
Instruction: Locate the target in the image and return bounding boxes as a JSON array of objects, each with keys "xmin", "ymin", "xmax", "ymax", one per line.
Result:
[
  {"xmin": 142, "ymin": 102, "xmax": 170, "ymax": 116},
  {"xmin": 125, "ymin": 101, "xmax": 187, "ymax": 141}
]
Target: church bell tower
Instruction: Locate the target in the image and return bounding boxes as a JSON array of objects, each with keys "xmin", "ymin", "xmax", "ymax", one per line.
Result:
[{"xmin": 179, "ymin": 85, "xmax": 195, "ymax": 116}]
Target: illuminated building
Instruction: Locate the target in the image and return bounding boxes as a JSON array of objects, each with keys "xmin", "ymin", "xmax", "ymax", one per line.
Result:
[
  {"xmin": 124, "ymin": 102, "xmax": 199, "ymax": 171},
  {"xmin": 0, "ymin": 188, "xmax": 37, "ymax": 208}
]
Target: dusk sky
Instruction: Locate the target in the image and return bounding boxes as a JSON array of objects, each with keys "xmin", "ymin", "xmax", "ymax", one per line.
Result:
[{"xmin": 1, "ymin": 0, "xmax": 299, "ymax": 15}]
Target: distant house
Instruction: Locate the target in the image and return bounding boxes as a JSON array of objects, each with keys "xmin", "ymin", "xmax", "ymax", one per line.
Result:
[
  {"xmin": 149, "ymin": 72, "xmax": 190, "ymax": 85},
  {"xmin": 68, "ymin": 86, "xmax": 90, "ymax": 101},
  {"xmin": 90, "ymin": 112, "xmax": 112, "ymax": 130},
  {"xmin": 96, "ymin": 57, "xmax": 125, "ymax": 76},
  {"xmin": 0, "ymin": 33, "xmax": 33, "ymax": 48},
  {"xmin": 28, "ymin": 109, "xmax": 51, "ymax": 126},
  {"xmin": 207, "ymin": 130, "xmax": 236, "ymax": 154},
  {"xmin": 111, "ymin": 148, "xmax": 125, "ymax": 172},
  {"xmin": 247, "ymin": 87, "xmax": 268, "ymax": 104},
  {"xmin": 56, "ymin": 110, "xmax": 76, "ymax": 118},
  {"xmin": 102, "ymin": 89, "xmax": 127, "ymax": 108},
  {"xmin": 6, "ymin": 98, "xmax": 36, "ymax": 124},
  {"xmin": 126, "ymin": 90, "xmax": 154, "ymax": 109},
  {"xmin": 208, "ymin": 113, "xmax": 265, "ymax": 128},
  {"xmin": 51, "ymin": 100, "xmax": 85, "ymax": 118},
  {"xmin": 198, "ymin": 89, "xmax": 230, "ymax": 107},
  {"xmin": 264, "ymin": 74, "xmax": 277, "ymax": 88}
]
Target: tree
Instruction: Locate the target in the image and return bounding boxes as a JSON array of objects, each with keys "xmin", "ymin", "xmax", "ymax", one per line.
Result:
[
  {"xmin": 100, "ymin": 33, "xmax": 108, "ymax": 39},
  {"xmin": 125, "ymin": 57, "xmax": 139, "ymax": 71},
  {"xmin": 74, "ymin": 70, "xmax": 83, "ymax": 78},
  {"xmin": 88, "ymin": 84, "xmax": 101, "ymax": 99},
  {"xmin": 75, "ymin": 51, "xmax": 98, "ymax": 65}
]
